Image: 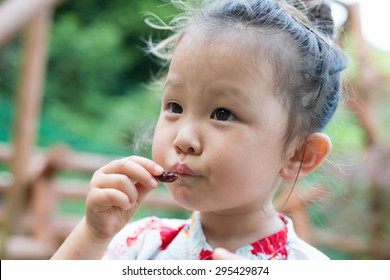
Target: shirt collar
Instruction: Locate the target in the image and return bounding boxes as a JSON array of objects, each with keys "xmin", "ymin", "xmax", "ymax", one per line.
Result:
[{"xmin": 187, "ymin": 212, "xmax": 289, "ymax": 260}]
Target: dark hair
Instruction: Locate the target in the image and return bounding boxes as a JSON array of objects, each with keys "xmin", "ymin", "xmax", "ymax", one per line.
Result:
[{"xmin": 147, "ymin": 0, "xmax": 347, "ymax": 157}]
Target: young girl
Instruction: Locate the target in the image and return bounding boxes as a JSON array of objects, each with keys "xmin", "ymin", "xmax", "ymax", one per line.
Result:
[{"xmin": 52, "ymin": 0, "xmax": 346, "ymax": 260}]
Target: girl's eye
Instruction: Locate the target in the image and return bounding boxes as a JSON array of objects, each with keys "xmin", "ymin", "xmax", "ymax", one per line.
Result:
[
  {"xmin": 167, "ymin": 102, "xmax": 183, "ymax": 114},
  {"xmin": 211, "ymin": 108, "xmax": 235, "ymax": 121}
]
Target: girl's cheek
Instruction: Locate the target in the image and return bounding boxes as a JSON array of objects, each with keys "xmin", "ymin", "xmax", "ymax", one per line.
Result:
[
  {"xmin": 152, "ymin": 123, "xmax": 168, "ymax": 163},
  {"xmin": 151, "ymin": 137, "xmax": 162, "ymax": 163}
]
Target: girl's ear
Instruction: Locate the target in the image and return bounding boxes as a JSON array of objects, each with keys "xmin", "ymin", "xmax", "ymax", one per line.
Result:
[{"xmin": 280, "ymin": 133, "xmax": 332, "ymax": 181}]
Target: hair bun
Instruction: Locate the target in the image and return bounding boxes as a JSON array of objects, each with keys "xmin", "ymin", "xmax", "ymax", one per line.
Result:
[{"xmin": 306, "ymin": 1, "xmax": 335, "ymax": 37}]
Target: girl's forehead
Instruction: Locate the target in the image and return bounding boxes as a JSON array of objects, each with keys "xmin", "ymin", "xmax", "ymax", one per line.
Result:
[
  {"xmin": 180, "ymin": 27, "xmax": 262, "ymax": 55},
  {"xmin": 172, "ymin": 27, "xmax": 278, "ymax": 85},
  {"xmin": 179, "ymin": 26, "xmax": 286, "ymax": 69}
]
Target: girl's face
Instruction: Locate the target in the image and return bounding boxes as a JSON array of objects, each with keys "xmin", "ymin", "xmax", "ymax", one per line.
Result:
[{"xmin": 152, "ymin": 29, "xmax": 289, "ymax": 214}]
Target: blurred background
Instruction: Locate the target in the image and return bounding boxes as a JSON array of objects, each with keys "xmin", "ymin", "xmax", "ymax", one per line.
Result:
[{"xmin": 0, "ymin": 0, "xmax": 389, "ymax": 260}]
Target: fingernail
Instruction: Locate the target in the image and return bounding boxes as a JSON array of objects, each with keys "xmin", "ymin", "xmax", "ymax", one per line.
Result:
[
  {"xmin": 154, "ymin": 165, "xmax": 164, "ymax": 173},
  {"xmin": 150, "ymin": 178, "xmax": 158, "ymax": 188}
]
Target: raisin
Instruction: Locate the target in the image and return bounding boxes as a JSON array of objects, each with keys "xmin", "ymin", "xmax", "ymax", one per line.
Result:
[{"xmin": 157, "ymin": 170, "xmax": 178, "ymax": 183}]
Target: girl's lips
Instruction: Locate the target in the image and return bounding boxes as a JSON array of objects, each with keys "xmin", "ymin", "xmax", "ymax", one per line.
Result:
[{"xmin": 172, "ymin": 163, "xmax": 196, "ymax": 176}]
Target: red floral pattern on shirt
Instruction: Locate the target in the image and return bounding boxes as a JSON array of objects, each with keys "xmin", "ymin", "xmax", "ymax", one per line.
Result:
[
  {"xmin": 126, "ymin": 218, "xmax": 186, "ymax": 250},
  {"xmin": 160, "ymin": 224, "xmax": 186, "ymax": 250},
  {"xmin": 250, "ymin": 226, "xmax": 288, "ymax": 260},
  {"xmin": 199, "ymin": 249, "xmax": 213, "ymax": 260}
]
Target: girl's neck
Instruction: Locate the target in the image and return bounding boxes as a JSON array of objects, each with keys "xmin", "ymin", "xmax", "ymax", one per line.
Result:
[{"xmin": 200, "ymin": 208, "xmax": 285, "ymax": 252}]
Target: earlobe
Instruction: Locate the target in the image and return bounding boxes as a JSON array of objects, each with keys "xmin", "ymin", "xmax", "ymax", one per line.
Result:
[{"xmin": 280, "ymin": 133, "xmax": 332, "ymax": 182}]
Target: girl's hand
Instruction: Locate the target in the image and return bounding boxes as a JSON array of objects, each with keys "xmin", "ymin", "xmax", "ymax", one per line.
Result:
[
  {"xmin": 212, "ymin": 248, "xmax": 247, "ymax": 260},
  {"xmin": 85, "ymin": 156, "xmax": 164, "ymax": 243}
]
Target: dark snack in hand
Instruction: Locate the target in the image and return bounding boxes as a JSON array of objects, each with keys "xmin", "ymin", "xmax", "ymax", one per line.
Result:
[{"xmin": 157, "ymin": 170, "xmax": 178, "ymax": 183}]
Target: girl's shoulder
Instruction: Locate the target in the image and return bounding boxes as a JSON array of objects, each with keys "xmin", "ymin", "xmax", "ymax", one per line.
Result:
[
  {"xmin": 287, "ymin": 237, "xmax": 330, "ymax": 260},
  {"xmin": 285, "ymin": 216, "xmax": 330, "ymax": 260}
]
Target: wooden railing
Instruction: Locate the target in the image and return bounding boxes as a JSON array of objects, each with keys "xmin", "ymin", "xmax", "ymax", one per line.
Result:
[
  {"xmin": 0, "ymin": 141, "xmax": 182, "ymax": 259},
  {"xmin": 0, "ymin": 0, "xmax": 63, "ymax": 259}
]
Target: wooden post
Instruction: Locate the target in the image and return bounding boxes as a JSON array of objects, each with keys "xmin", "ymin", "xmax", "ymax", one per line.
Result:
[
  {"xmin": 0, "ymin": 8, "xmax": 52, "ymax": 258},
  {"xmin": 30, "ymin": 146, "xmax": 68, "ymax": 242}
]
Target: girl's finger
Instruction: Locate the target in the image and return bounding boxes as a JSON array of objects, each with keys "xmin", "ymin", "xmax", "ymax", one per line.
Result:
[
  {"xmin": 102, "ymin": 156, "xmax": 164, "ymax": 176},
  {"xmin": 132, "ymin": 181, "xmax": 152, "ymax": 208},
  {"xmin": 212, "ymin": 248, "xmax": 247, "ymax": 260},
  {"xmin": 98, "ymin": 157, "xmax": 162, "ymax": 190},
  {"xmin": 87, "ymin": 188, "xmax": 133, "ymax": 211},
  {"xmin": 126, "ymin": 156, "xmax": 164, "ymax": 176},
  {"xmin": 90, "ymin": 173, "xmax": 139, "ymax": 207}
]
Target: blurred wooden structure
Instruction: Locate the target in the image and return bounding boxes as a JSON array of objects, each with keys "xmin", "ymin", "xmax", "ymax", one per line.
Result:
[
  {"xmin": 0, "ymin": 0, "xmax": 181, "ymax": 260},
  {"xmin": 0, "ymin": 0, "xmax": 389, "ymax": 259},
  {"xmin": 0, "ymin": 0, "xmax": 63, "ymax": 259},
  {"xmin": 0, "ymin": 142, "xmax": 182, "ymax": 259},
  {"xmin": 337, "ymin": 2, "xmax": 389, "ymax": 259}
]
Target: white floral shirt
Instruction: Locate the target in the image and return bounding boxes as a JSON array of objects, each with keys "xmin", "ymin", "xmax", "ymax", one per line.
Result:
[{"xmin": 103, "ymin": 212, "xmax": 329, "ymax": 260}]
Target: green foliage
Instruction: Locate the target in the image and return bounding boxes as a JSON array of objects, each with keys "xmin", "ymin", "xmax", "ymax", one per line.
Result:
[
  {"xmin": 0, "ymin": 39, "xmax": 22, "ymax": 98},
  {"xmin": 325, "ymin": 105, "xmax": 367, "ymax": 160},
  {"xmin": 39, "ymin": 88, "xmax": 161, "ymax": 155},
  {"xmin": 0, "ymin": 0, "xmax": 175, "ymax": 155},
  {"xmin": 47, "ymin": 14, "xmax": 127, "ymax": 114},
  {"xmin": 0, "ymin": 40, "xmax": 22, "ymax": 142},
  {"xmin": 0, "ymin": 99, "xmax": 13, "ymax": 142}
]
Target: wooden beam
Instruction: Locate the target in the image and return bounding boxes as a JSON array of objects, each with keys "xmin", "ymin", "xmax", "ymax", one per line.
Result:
[
  {"xmin": 0, "ymin": 142, "xmax": 121, "ymax": 174},
  {"xmin": 0, "ymin": 0, "xmax": 62, "ymax": 47}
]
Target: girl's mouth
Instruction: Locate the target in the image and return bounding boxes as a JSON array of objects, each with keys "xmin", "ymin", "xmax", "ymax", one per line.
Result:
[
  {"xmin": 172, "ymin": 163, "xmax": 196, "ymax": 177},
  {"xmin": 157, "ymin": 170, "xmax": 178, "ymax": 183}
]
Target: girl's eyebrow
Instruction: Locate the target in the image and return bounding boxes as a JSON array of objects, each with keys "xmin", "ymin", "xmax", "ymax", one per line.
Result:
[
  {"xmin": 164, "ymin": 78, "xmax": 251, "ymax": 106},
  {"xmin": 163, "ymin": 78, "xmax": 185, "ymax": 92},
  {"xmin": 210, "ymin": 85, "xmax": 251, "ymax": 106}
]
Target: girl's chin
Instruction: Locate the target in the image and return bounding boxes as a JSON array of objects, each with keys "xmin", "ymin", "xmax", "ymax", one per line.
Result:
[{"xmin": 168, "ymin": 191, "xmax": 204, "ymax": 212}]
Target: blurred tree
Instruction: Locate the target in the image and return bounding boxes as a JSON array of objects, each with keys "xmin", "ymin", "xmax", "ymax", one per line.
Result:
[
  {"xmin": 0, "ymin": 0, "xmax": 176, "ymax": 154},
  {"xmin": 53, "ymin": 0, "xmax": 175, "ymax": 90}
]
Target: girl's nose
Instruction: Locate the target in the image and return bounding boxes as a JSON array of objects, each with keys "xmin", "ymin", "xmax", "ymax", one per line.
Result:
[{"xmin": 173, "ymin": 124, "xmax": 202, "ymax": 155}]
